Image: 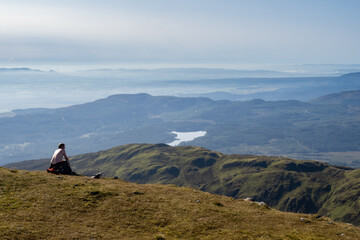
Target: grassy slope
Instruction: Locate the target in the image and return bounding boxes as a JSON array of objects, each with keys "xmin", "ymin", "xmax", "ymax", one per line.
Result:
[
  {"xmin": 318, "ymin": 169, "xmax": 360, "ymax": 224},
  {"xmin": 6, "ymin": 144, "xmax": 360, "ymax": 226},
  {"xmin": 1, "ymin": 167, "xmax": 359, "ymax": 240},
  {"xmin": 71, "ymin": 144, "xmax": 360, "ymax": 226}
]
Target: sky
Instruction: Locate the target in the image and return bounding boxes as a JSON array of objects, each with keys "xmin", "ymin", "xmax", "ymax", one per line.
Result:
[{"xmin": 0, "ymin": 0, "xmax": 360, "ymax": 67}]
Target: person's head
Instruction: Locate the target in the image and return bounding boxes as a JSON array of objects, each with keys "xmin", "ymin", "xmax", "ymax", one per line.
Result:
[{"xmin": 58, "ymin": 143, "xmax": 65, "ymax": 149}]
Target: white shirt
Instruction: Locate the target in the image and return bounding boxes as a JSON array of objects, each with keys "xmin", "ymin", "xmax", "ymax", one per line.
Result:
[{"xmin": 50, "ymin": 148, "xmax": 68, "ymax": 164}]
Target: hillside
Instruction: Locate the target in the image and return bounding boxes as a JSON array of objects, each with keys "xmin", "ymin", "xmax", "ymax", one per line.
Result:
[
  {"xmin": 6, "ymin": 144, "xmax": 360, "ymax": 226},
  {"xmin": 1, "ymin": 167, "xmax": 359, "ymax": 240},
  {"xmin": 310, "ymin": 90, "xmax": 360, "ymax": 105},
  {"xmin": 1, "ymin": 93, "xmax": 360, "ymax": 168}
]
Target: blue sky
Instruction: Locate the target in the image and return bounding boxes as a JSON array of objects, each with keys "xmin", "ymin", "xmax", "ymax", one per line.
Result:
[{"xmin": 0, "ymin": 0, "xmax": 359, "ymax": 66}]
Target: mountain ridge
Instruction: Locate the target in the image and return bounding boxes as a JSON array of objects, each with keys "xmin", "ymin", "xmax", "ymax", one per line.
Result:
[
  {"xmin": 310, "ymin": 90, "xmax": 360, "ymax": 105},
  {"xmin": 6, "ymin": 143, "xmax": 360, "ymax": 226}
]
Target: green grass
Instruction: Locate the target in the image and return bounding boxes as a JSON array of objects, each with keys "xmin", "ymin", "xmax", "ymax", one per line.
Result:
[
  {"xmin": 1, "ymin": 167, "xmax": 360, "ymax": 239},
  {"xmin": 6, "ymin": 144, "xmax": 360, "ymax": 226}
]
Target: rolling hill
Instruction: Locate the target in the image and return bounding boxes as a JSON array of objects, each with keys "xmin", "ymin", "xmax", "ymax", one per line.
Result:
[
  {"xmin": 1, "ymin": 167, "xmax": 359, "ymax": 239},
  {"xmin": 310, "ymin": 90, "xmax": 360, "ymax": 106},
  {"xmin": 6, "ymin": 143, "xmax": 360, "ymax": 226}
]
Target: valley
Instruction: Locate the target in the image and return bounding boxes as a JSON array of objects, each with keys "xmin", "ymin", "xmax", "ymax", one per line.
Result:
[{"xmin": 1, "ymin": 90, "xmax": 360, "ymax": 168}]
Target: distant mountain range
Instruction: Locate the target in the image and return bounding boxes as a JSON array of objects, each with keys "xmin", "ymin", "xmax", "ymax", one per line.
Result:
[
  {"xmin": 0, "ymin": 67, "xmax": 38, "ymax": 72},
  {"xmin": 5, "ymin": 143, "xmax": 360, "ymax": 226},
  {"xmin": 1, "ymin": 68, "xmax": 360, "ymax": 114},
  {"xmin": 178, "ymin": 72, "xmax": 360, "ymax": 101},
  {"xmin": 73, "ymin": 67, "xmax": 299, "ymax": 81},
  {"xmin": 1, "ymin": 91, "xmax": 360, "ymax": 167},
  {"xmin": 75, "ymin": 65, "xmax": 360, "ymax": 79}
]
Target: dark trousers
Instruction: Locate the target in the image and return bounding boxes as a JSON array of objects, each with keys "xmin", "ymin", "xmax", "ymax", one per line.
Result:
[{"xmin": 49, "ymin": 161, "xmax": 72, "ymax": 174}]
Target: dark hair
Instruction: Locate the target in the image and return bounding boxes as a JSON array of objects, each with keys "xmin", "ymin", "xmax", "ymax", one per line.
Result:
[{"xmin": 58, "ymin": 143, "xmax": 65, "ymax": 149}]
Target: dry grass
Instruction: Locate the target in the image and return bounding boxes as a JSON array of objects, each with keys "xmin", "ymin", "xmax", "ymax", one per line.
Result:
[{"xmin": 1, "ymin": 167, "xmax": 359, "ymax": 240}]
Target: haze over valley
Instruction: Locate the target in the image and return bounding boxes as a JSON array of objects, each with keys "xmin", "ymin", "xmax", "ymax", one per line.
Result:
[{"xmin": 1, "ymin": 65, "xmax": 360, "ymax": 113}]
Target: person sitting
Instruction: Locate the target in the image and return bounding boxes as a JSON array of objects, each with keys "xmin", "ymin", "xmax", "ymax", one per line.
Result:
[{"xmin": 48, "ymin": 143, "xmax": 72, "ymax": 174}]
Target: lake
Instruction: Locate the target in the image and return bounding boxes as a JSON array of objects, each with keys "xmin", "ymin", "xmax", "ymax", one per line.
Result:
[{"xmin": 168, "ymin": 131, "xmax": 207, "ymax": 146}]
